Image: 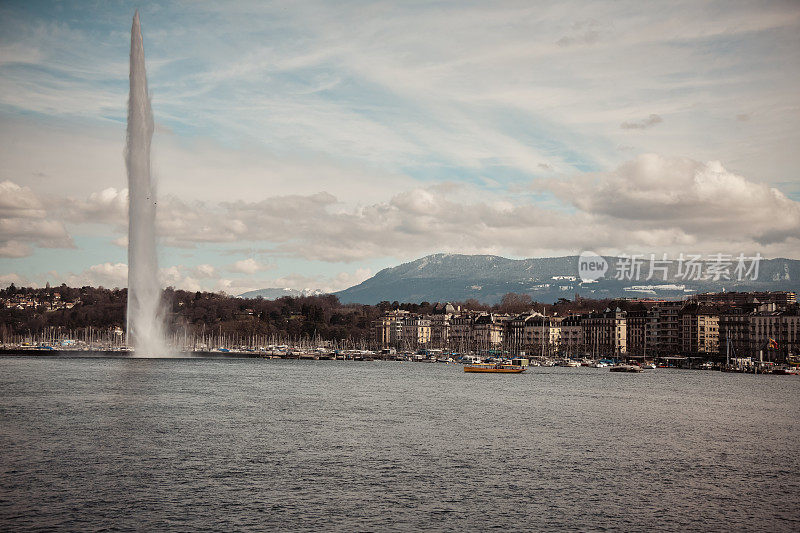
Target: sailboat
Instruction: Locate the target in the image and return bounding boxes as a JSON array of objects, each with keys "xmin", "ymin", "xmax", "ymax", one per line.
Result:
[{"xmin": 721, "ymin": 336, "xmax": 733, "ymax": 372}]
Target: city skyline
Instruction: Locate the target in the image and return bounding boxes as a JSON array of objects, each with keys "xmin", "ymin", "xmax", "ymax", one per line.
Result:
[{"xmin": 1, "ymin": 1, "xmax": 799, "ymax": 295}]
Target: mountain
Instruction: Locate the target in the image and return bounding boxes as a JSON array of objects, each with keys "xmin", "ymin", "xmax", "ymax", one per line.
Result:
[
  {"xmin": 239, "ymin": 287, "xmax": 326, "ymax": 300},
  {"xmin": 334, "ymin": 253, "xmax": 800, "ymax": 304}
]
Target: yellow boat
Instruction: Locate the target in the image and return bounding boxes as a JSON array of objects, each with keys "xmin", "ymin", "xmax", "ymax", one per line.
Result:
[{"xmin": 464, "ymin": 363, "xmax": 526, "ymax": 373}]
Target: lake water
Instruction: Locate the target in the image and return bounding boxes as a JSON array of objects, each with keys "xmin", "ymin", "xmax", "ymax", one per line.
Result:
[{"xmin": 0, "ymin": 356, "xmax": 798, "ymax": 531}]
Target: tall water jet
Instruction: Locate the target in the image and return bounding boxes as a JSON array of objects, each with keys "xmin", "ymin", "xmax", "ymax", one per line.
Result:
[{"xmin": 126, "ymin": 11, "xmax": 167, "ymax": 356}]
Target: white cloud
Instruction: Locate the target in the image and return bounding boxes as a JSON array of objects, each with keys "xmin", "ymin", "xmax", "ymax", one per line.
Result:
[
  {"xmin": 23, "ymin": 153, "xmax": 800, "ymax": 268},
  {"xmin": 539, "ymin": 153, "xmax": 800, "ymax": 247},
  {"xmin": 42, "ymin": 263, "xmax": 210, "ymax": 293},
  {"xmin": 0, "ymin": 272, "xmax": 29, "ymax": 288},
  {"xmin": 0, "ymin": 180, "xmax": 73, "ymax": 257},
  {"xmin": 0, "ymin": 179, "xmax": 47, "ymax": 218},
  {"xmin": 61, "ymin": 262, "xmax": 128, "ymax": 288},
  {"xmin": 230, "ymin": 266, "xmax": 374, "ymax": 294},
  {"xmin": 64, "ymin": 187, "xmax": 128, "ymax": 225},
  {"xmin": 4, "ymin": 1, "xmax": 798, "ymax": 190},
  {"xmin": 620, "ymin": 114, "xmax": 663, "ymax": 130},
  {"xmin": 0, "ymin": 117, "xmax": 421, "ymax": 206},
  {"xmin": 229, "ymin": 258, "xmax": 272, "ymax": 275},
  {"xmin": 194, "ymin": 264, "xmax": 216, "ymax": 278},
  {"xmin": 332, "ymin": 267, "xmax": 372, "ymax": 290}
]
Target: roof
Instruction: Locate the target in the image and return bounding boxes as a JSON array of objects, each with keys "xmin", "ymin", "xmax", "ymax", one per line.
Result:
[{"xmin": 474, "ymin": 313, "xmax": 496, "ymax": 325}]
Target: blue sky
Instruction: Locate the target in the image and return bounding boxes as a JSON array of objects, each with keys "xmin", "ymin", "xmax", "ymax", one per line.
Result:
[{"xmin": 1, "ymin": 0, "xmax": 799, "ymax": 293}]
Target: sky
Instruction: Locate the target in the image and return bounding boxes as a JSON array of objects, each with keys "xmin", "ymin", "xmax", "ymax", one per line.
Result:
[{"xmin": 1, "ymin": 0, "xmax": 799, "ymax": 295}]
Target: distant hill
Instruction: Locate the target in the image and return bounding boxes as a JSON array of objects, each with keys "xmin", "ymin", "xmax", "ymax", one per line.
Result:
[
  {"xmin": 334, "ymin": 253, "xmax": 800, "ymax": 304},
  {"xmin": 238, "ymin": 287, "xmax": 326, "ymax": 300}
]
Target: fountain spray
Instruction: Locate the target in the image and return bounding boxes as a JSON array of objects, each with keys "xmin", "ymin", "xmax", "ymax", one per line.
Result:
[{"xmin": 126, "ymin": 11, "xmax": 167, "ymax": 356}]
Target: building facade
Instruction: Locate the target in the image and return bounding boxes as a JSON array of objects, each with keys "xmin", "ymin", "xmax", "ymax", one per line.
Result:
[
  {"xmin": 582, "ymin": 308, "xmax": 627, "ymax": 357},
  {"xmin": 680, "ymin": 304, "xmax": 720, "ymax": 356}
]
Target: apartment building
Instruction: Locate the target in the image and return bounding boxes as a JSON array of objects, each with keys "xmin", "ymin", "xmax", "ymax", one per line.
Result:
[
  {"xmin": 680, "ymin": 304, "xmax": 720, "ymax": 356},
  {"xmin": 522, "ymin": 315, "xmax": 561, "ymax": 356},
  {"xmin": 473, "ymin": 313, "xmax": 505, "ymax": 351},
  {"xmin": 559, "ymin": 315, "xmax": 584, "ymax": 356},
  {"xmin": 582, "ymin": 308, "xmax": 627, "ymax": 357}
]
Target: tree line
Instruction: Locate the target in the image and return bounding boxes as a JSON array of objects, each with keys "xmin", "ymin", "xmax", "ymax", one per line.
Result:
[{"xmin": 0, "ymin": 283, "xmax": 645, "ymax": 342}]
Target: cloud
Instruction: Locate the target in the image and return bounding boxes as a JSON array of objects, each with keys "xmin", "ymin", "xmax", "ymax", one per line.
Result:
[
  {"xmin": 332, "ymin": 267, "xmax": 372, "ymax": 290},
  {"xmin": 45, "ymin": 263, "xmax": 208, "ymax": 292},
  {"xmin": 234, "ymin": 266, "xmax": 374, "ymax": 294},
  {"xmin": 43, "ymin": 152, "xmax": 800, "ymax": 266},
  {"xmin": 194, "ymin": 264, "xmax": 216, "ymax": 278},
  {"xmin": 61, "ymin": 262, "xmax": 128, "ymax": 288},
  {"xmin": 64, "ymin": 187, "xmax": 128, "ymax": 225},
  {"xmin": 0, "ymin": 180, "xmax": 73, "ymax": 257},
  {"xmin": 159, "ymin": 265, "xmax": 203, "ymax": 292},
  {"xmin": 228, "ymin": 258, "xmax": 272, "ymax": 274},
  {"xmin": 2, "ymin": 1, "xmax": 799, "ymax": 220},
  {"xmin": 620, "ymin": 114, "xmax": 663, "ymax": 130},
  {"xmin": 556, "ymin": 19, "xmax": 608, "ymax": 47},
  {"xmin": 0, "ymin": 273, "xmax": 29, "ymax": 288},
  {"xmin": 0, "ymin": 179, "xmax": 47, "ymax": 218},
  {"xmin": 0, "ymin": 241, "xmax": 33, "ymax": 258},
  {"xmin": 538, "ymin": 153, "xmax": 800, "ymax": 248},
  {"xmin": 10, "ymin": 149, "xmax": 800, "ymax": 292}
]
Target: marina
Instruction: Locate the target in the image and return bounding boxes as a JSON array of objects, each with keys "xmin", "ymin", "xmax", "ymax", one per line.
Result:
[{"xmin": 4, "ymin": 341, "xmax": 799, "ymax": 375}]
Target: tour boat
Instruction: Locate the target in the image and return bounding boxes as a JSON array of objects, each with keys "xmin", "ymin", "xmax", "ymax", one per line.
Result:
[
  {"xmin": 609, "ymin": 364, "xmax": 643, "ymax": 373},
  {"xmin": 464, "ymin": 363, "xmax": 526, "ymax": 373}
]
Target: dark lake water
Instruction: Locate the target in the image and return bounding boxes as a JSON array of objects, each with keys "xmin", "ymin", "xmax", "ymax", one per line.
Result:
[{"xmin": 1, "ymin": 357, "xmax": 798, "ymax": 531}]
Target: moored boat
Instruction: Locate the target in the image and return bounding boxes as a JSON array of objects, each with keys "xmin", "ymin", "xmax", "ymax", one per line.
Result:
[
  {"xmin": 464, "ymin": 363, "xmax": 526, "ymax": 373},
  {"xmin": 609, "ymin": 364, "xmax": 643, "ymax": 373}
]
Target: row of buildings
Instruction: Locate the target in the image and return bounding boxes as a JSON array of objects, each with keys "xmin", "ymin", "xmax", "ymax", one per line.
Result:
[
  {"xmin": 372, "ymin": 292, "xmax": 799, "ymax": 361},
  {"xmin": 0, "ymin": 292, "xmax": 77, "ymax": 311}
]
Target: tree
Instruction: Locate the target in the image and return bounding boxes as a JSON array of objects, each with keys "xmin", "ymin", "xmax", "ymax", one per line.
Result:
[{"xmin": 498, "ymin": 293, "xmax": 533, "ymax": 314}]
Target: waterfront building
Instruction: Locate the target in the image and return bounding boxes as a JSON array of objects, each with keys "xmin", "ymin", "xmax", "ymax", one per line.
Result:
[
  {"xmin": 582, "ymin": 308, "xmax": 627, "ymax": 358},
  {"xmin": 372, "ymin": 309, "xmax": 410, "ymax": 349},
  {"xmin": 626, "ymin": 308, "xmax": 649, "ymax": 357},
  {"xmin": 473, "ymin": 313, "xmax": 505, "ymax": 352},
  {"xmin": 506, "ymin": 313, "xmax": 535, "ymax": 356},
  {"xmin": 559, "ymin": 314, "xmax": 584, "ymax": 357},
  {"xmin": 522, "ymin": 314, "xmax": 561, "ymax": 357},
  {"xmin": 680, "ymin": 304, "xmax": 720, "ymax": 356},
  {"xmin": 428, "ymin": 313, "xmax": 451, "ymax": 349},
  {"xmin": 783, "ymin": 309, "xmax": 800, "ymax": 361},
  {"xmin": 719, "ymin": 308, "xmax": 752, "ymax": 359},
  {"xmin": 449, "ymin": 314, "xmax": 474, "ymax": 353},
  {"xmin": 691, "ymin": 291, "xmax": 796, "ymax": 308},
  {"xmin": 400, "ymin": 316, "xmax": 431, "ymax": 349},
  {"xmin": 372, "ymin": 310, "xmax": 431, "ymax": 350},
  {"xmin": 650, "ymin": 301, "xmax": 682, "ymax": 356},
  {"xmin": 749, "ymin": 307, "xmax": 799, "ymax": 363}
]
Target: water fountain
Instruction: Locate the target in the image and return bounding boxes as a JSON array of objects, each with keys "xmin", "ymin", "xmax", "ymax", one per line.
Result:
[{"xmin": 126, "ymin": 11, "xmax": 168, "ymax": 356}]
